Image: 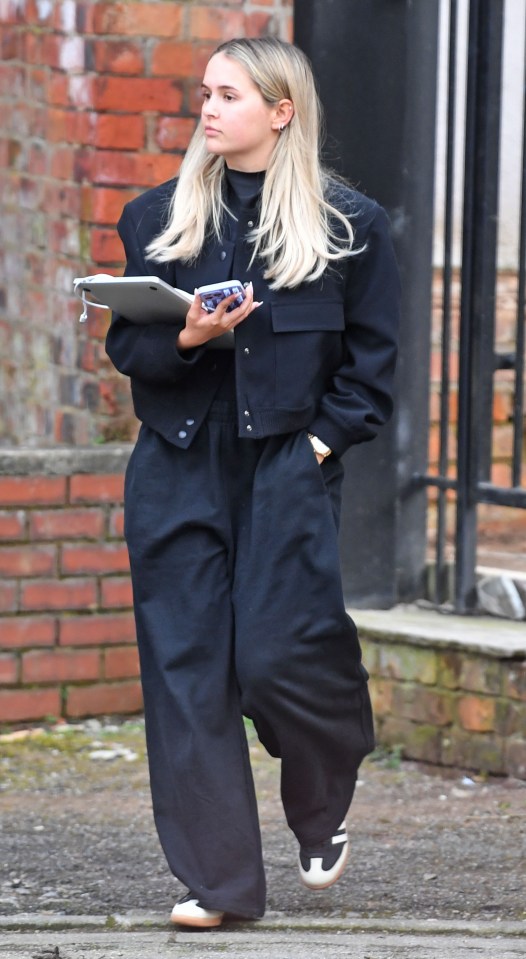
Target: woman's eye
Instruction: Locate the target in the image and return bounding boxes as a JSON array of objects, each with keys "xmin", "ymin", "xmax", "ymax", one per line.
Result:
[{"xmin": 224, "ymin": 94, "xmax": 235, "ymax": 102}]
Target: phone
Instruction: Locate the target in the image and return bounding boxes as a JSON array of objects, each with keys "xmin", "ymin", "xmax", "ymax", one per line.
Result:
[{"xmin": 198, "ymin": 280, "xmax": 246, "ymax": 314}]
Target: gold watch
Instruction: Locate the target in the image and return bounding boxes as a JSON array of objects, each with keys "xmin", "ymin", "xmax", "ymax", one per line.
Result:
[{"xmin": 308, "ymin": 433, "xmax": 332, "ymax": 459}]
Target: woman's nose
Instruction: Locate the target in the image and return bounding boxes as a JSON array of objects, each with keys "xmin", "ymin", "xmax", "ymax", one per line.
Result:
[{"xmin": 204, "ymin": 98, "xmax": 219, "ymax": 117}]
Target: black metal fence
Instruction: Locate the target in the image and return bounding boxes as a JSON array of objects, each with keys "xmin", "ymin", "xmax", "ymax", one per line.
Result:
[{"xmin": 419, "ymin": 0, "xmax": 526, "ymax": 612}]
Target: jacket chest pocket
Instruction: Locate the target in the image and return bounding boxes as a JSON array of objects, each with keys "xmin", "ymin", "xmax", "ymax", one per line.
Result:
[
  {"xmin": 270, "ymin": 300, "xmax": 345, "ymax": 407},
  {"xmin": 270, "ymin": 299, "xmax": 345, "ymax": 333}
]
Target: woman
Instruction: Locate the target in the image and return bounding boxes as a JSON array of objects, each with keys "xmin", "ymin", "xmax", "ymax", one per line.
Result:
[{"xmin": 106, "ymin": 36, "xmax": 400, "ymax": 928}]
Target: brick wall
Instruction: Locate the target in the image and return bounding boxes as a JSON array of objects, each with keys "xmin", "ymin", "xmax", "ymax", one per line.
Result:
[
  {"xmin": 0, "ymin": 0, "xmax": 293, "ymax": 447},
  {"xmin": 0, "ymin": 447, "xmax": 142, "ymax": 723},
  {"xmin": 360, "ymin": 627, "xmax": 526, "ymax": 781}
]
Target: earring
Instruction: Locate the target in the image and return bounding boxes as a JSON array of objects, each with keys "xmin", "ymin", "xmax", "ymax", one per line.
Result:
[{"xmin": 279, "ymin": 123, "xmax": 285, "ymax": 132}]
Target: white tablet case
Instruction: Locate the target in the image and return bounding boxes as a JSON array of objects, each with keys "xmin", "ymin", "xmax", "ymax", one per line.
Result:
[{"xmin": 73, "ymin": 275, "xmax": 194, "ymax": 323}]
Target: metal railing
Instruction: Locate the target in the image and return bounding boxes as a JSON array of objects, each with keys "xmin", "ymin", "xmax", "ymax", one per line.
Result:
[{"xmin": 418, "ymin": 0, "xmax": 526, "ymax": 612}]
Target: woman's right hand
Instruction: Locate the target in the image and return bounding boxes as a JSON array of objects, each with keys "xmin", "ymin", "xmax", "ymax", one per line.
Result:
[{"xmin": 177, "ymin": 282, "xmax": 262, "ymax": 351}]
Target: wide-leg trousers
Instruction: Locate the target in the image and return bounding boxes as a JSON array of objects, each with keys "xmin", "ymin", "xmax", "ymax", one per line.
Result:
[{"xmin": 124, "ymin": 403, "xmax": 375, "ymax": 919}]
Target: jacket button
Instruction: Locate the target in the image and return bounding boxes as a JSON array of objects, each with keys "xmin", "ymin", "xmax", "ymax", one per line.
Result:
[
  {"xmin": 246, "ymin": 425, "xmax": 253, "ymax": 432},
  {"xmin": 178, "ymin": 430, "xmax": 187, "ymax": 439},
  {"xmin": 244, "ymin": 410, "xmax": 250, "ymax": 417},
  {"xmin": 244, "ymin": 347, "xmax": 250, "ymax": 355},
  {"xmin": 186, "ymin": 419, "xmax": 195, "ymax": 426},
  {"xmin": 247, "ymin": 220, "xmax": 254, "ymax": 228},
  {"xmin": 220, "ymin": 251, "xmax": 226, "ymax": 260}
]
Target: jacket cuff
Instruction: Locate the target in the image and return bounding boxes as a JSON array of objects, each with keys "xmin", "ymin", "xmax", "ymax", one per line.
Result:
[{"xmin": 308, "ymin": 414, "xmax": 377, "ymax": 459}]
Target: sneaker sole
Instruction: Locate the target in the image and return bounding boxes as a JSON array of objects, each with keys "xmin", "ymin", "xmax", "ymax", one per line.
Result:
[
  {"xmin": 170, "ymin": 912, "xmax": 224, "ymax": 928},
  {"xmin": 299, "ymin": 840, "xmax": 350, "ymax": 891}
]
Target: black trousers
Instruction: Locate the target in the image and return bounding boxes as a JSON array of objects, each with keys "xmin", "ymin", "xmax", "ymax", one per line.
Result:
[{"xmin": 124, "ymin": 403, "xmax": 374, "ymax": 919}]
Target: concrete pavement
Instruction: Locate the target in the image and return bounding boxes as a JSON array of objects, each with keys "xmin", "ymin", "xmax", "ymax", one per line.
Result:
[
  {"xmin": 0, "ymin": 914, "xmax": 526, "ymax": 959},
  {"xmin": 1, "ymin": 916, "xmax": 525, "ymax": 958}
]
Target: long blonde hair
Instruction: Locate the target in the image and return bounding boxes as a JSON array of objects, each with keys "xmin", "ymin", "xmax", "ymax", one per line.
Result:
[{"xmin": 146, "ymin": 37, "xmax": 357, "ymax": 289}]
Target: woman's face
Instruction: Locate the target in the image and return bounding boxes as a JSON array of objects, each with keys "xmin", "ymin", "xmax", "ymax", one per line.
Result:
[{"xmin": 200, "ymin": 53, "xmax": 280, "ymax": 172}]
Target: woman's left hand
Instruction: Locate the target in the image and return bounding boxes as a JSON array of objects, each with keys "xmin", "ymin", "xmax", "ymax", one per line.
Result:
[{"xmin": 177, "ymin": 282, "xmax": 261, "ymax": 351}]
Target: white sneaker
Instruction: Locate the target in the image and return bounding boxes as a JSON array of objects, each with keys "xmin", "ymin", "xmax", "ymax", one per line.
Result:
[
  {"xmin": 170, "ymin": 893, "xmax": 224, "ymax": 928},
  {"xmin": 298, "ymin": 821, "xmax": 349, "ymax": 890}
]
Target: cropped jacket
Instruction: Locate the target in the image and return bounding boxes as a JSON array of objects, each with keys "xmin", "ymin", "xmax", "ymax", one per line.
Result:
[{"xmin": 105, "ymin": 178, "xmax": 400, "ymax": 459}]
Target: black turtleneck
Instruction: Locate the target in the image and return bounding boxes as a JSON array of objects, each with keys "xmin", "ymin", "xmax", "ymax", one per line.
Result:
[{"xmin": 225, "ymin": 167, "xmax": 265, "ymax": 208}]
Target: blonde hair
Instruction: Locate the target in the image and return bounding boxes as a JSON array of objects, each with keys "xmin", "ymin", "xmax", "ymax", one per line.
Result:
[{"xmin": 146, "ymin": 37, "xmax": 356, "ymax": 289}]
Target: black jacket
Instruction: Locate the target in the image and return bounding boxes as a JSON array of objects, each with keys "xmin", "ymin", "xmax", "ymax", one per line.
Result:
[{"xmin": 105, "ymin": 178, "xmax": 400, "ymax": 458}]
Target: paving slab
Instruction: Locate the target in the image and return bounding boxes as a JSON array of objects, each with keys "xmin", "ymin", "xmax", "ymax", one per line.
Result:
[{"xmin": 1, "ymin": 920, "xmax": 525, "ymax": 959}]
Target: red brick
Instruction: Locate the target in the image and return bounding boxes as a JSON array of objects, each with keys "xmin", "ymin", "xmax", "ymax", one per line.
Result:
[
  {"xmin": 50, "ymin": 144, "xmax": 76, "ymax": 181},
  {"xmin": 1, "ymin": 616, "xmax": 57, "ymax": 648},
  {"xmin": 457, "ymin": 695, "xmax": 496, "ymax": 732},
  {"xmin": 392, "ymin": 684, "xmax": 454, "ymax": 727},
  {"xmin": 0, "ymin": 545, "xmax": 56, "ymax": 578},
  {"xmin": 66, "ymin": 680, "xmax": 143, "ymax": 718},
  {"xmin": 109, "ymin": 508, "xmax": 125, "ymax": 538},
  {"xmin": 0, "ymin": 28, "xmax": 22, "ymax": 60},
  {"xmin": 61, "ymin": 543, "xmax": 130, "ymax": 576},
  {"xmin": 189, "ymin": 7, "xmax": 245, "ymax": 41},
  {"xmin": 47, "ymin": 72, "xmax": 70, "ymax": 107},
  {"xmin": 0, "ymin": 688, "xmax": 61, "ymax": 723},
  {"xmin": 92, "ymin": 150, "xmax": 181, "ymax": 188},
  {"xmin": 0, "ymin": 510, "xmax": 26, "ymax": 540},
  {"xmin": 101, "ymin": 577, "xmax": 133, "ymax": 609},
  {"xmin": 22, "ymin": 648, "xmax": 101, "ymax": 684},
  {"xmin": 93, "ymin": 76, "xmax": 183, "ymax": 113},
  {"xmin": 104, "ymin": 645, "xmax": 140, "ymax": 679},
  {"xmin": 93, "ymin": 3, "xmax": 183, "ymax": 38},
  {"xmin": 246, "ymin": 12, "xmax": 273, "ymax": 34},
  {"xmin": 41, "ymin": 33, "xmax": 62, "ymax": 69},
  {"xmin": 90, "ymin": 227, "xmax": 126, "ymax": 263},
  {"xmin": 90, "ymin": 39, "xmax": 145, "ymax": 75},
  {"xmin": 89, "ymin": 114, "xmax": 145, "ymax": 150},
  {"xmin": 155, "ymin": 117, "xmax": 196, "ymax": 152},
  {"xmin": 0, "ymin": 476, "xmax": 66, "ymax": 507},
  {"xmin": 0, "ymin": 62, "xmax": 25, "ymax": 97},
  {"xmin": 23, "ymin": 30, "xmax": 42, "ymax": 64},
  {"xmin": 42, "ymin": 181, "xmax": 82, "ymax": 218},
  {"xmin": 491, "ymin": 462, "xmax": 512, "ymax": 487},
  {"xmin": 21, "ymin": 578, "xmax": 97, "ymax": 612},
  {"xmin": 492, "ymin": 388, "xmax": 513, "ymax": 423},
  {"xmin": 0, "ymin": 654, "xmax": 18, "ymax": 684},
  {"xmin": 59, "ymin": 612, "xmax": 136, "ymax": 646},
  {"xmin": 0, "ymin": 582, "xmax": 17, "ymax": 613},
  {"xmin": 151, "ymin": 41, "xmax": 215, "ymax": 78},
  {"xmin": 69, "ymin": 474, "xmax": 124, "ymax": 504},
  {"xmin": 84, "ymin": 186, "xmax": 138, "ymax": 225},
  {"xmin": 79, "ymin": 340, "xmax": 99, "ymax": 373},
  {"xmin": 30, "ymin": 508, "xmax": 105, "ymax": 541},
  {"xmin": 459, "ymin": 658, "xmax": 502, "ymax": 696},
  {"xmin": 28, "ymin": 142, "xmax": 48, "ymax": 176},
  {"xmin": 47, "ymin": 107, "xmax": 81, "ymax": 144}
]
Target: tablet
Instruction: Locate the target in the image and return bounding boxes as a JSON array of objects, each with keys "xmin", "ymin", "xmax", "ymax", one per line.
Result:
[{"xmin": 73, "ymin": 274, "xmax": 194, "ymax": 323}]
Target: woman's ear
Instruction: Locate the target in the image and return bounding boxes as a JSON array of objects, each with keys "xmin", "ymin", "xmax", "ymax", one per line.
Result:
[{"xmin": 272, "ymin": 98, "xmax": 294, "ymax": 132}]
